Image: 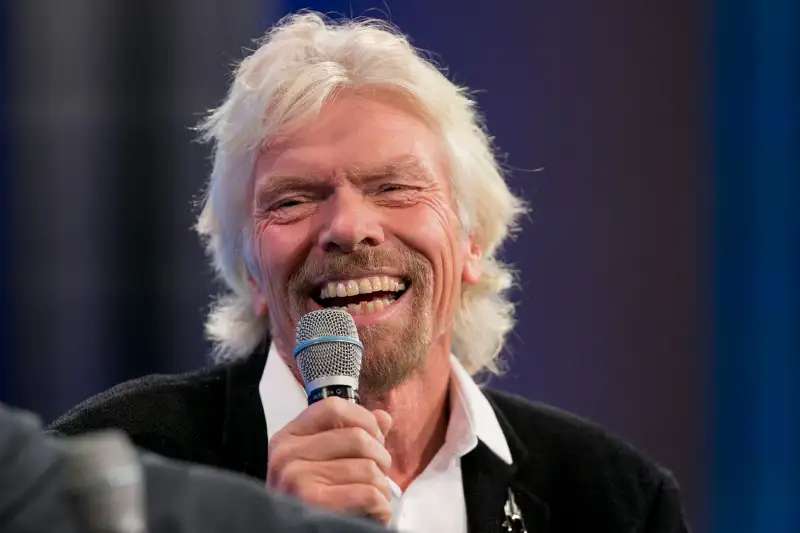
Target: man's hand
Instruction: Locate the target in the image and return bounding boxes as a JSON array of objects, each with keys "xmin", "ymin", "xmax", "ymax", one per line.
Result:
[{"xmin": 266, "ymin": 397, "xmax": 394, "ymax": 525}]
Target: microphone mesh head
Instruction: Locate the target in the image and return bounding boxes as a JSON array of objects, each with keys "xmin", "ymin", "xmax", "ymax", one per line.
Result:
[{"xmin": 295, "ymin": 308, "xmax": 362, "ymax": 385}]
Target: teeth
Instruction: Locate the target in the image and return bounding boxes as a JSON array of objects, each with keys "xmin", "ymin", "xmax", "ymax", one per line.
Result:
[
  {"xmin": 342, "ymin": 298, "xmax": 396, "ymax": 315},
  {"xmin": 346, "ymin": 280, "xmax": 359, "ymax": 296},
  {"xmin": 359, "ymin": 278, "xmax": 372, "ymax": 293},
  {"xmin": 319, "ymin": 275, "xmax": 407, "ymax": 299},
  {"xmin": 336, "ymin": 283, "xmax": 347, "ymax": 298}
]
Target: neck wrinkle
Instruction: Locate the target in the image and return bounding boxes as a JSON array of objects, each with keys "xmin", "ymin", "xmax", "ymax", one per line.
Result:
[{"xmin": 363, "ymin": 345, "xmax": 452, "ymax": 492}]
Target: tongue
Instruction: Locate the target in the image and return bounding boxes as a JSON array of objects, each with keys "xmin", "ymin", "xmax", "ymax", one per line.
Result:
[{"xmin": 324, "ymin": 291, "xmax": 396, "ymax": 307}]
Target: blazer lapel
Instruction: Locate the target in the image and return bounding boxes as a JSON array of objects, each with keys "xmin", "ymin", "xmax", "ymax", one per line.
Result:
[
  {"xmin": 461, "ymin": 441, "xmax": 515, "ymax": 531},
  {"xmin": 462, "ymin": 395, "xmax": 550, "ymax": 533}
]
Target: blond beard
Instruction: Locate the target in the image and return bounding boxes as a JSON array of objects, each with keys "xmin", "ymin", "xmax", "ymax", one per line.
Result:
[{"xmin": 355, "ymin": 305, "xmax": 433, "ymax": 396}]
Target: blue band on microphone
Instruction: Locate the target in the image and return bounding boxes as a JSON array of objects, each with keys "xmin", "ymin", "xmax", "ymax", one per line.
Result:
[{"xmin": 292, "ymin": 336, "xmax": 364, "ymax": 358}]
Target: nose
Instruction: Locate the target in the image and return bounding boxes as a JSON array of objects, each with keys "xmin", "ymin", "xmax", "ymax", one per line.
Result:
[{"xmin": 318, "ymin": 187, "xmax": 385, "ymax": 253}]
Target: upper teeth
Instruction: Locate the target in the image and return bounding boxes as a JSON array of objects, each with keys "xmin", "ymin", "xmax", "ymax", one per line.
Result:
[{"xmin": 319, "ymin": 276, "xmax": 406, "ymax": 299}]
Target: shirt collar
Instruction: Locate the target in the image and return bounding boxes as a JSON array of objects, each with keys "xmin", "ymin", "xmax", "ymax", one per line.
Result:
[
  {"xmin": 259, "ymin": 343, "xmax": 307, "ymax": 442},
  {"xmin": 259, "ymin": 343, "xmax": 513, "ymax": 465}
]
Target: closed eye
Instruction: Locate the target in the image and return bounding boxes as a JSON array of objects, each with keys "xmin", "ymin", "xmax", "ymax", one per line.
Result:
[
  {"xmin": 271, "ymin": 198, "xmax": 309, "ymax": 210},
  {"xmin": 377, "ymin": 184, "xmax": 413, "ymax": 193}
]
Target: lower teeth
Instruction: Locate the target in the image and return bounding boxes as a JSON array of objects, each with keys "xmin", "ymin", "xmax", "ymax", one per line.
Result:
[{"xmin": 342, "ymin": 297, "xmax": 394, "ymax": 314}]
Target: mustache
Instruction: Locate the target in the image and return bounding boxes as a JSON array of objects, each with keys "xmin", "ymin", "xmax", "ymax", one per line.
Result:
[{"xmin": 288, "ymin": 246, "xmax": 428, "ymax": 294}]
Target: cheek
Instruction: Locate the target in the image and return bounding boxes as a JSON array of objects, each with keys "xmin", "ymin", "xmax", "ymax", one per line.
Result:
[
  {"xmin": 396, "ymin": 199, "xmax": 464, "ymax": 294},
  {"xmin": 422, "ymin": 199, "xmax": 463, "ymax": 265},
  {"xmin": 254, "ymin": 221, "xmax": 312, "ymax": 299}
]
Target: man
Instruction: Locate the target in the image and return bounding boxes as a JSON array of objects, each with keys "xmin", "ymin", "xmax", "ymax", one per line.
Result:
[
  {"xmin": 49, "ymin": 12, "xmax": 689, "ymax": 532},
  {"xmin": 0, "ymin": 403, "xmax": 386, "ymax": 533}
]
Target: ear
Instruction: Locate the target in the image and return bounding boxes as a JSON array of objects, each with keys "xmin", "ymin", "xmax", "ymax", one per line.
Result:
[
  {"xmin": 462, "ymin": 235, "xmax": 482, "ymax": 285},
  {"xmin": 248, "ymin": 274, "xmax": 269, "ymax": 317}
]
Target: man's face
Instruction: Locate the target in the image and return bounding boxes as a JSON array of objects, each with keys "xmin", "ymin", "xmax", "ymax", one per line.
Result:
[{"xmin": 248, "ymin": 90, "xmax": 480, "ymax": 394}]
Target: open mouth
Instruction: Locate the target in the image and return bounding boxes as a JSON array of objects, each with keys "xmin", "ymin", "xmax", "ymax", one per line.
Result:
[{"xmin": 312, "ymin": 275, "xmax": 410, "ymax": 314}]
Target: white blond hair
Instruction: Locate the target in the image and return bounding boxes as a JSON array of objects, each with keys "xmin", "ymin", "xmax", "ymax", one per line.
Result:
[{"xmin": 195, "ymin": 12, "xmax": 528, "ymax": 376}]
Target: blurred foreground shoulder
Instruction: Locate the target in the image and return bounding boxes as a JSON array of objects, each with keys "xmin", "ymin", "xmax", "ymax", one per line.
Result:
[
  {"xmin": 143, "ymin": 453, "xmax": 388, "ymax": 533},
  {"xmin": 485, "ymin": 389, "xmax": 690, "ymax": 532}
]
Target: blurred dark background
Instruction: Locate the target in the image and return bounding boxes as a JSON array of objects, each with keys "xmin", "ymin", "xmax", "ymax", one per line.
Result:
[{"xmin": 1, "ymin": 2, "xmax": 798, "ymax": 532}]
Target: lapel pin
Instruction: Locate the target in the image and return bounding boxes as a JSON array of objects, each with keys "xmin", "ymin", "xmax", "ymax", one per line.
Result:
[{"xmin": 502, "ymin": 487, "xmax": 528, "ymax": 532}]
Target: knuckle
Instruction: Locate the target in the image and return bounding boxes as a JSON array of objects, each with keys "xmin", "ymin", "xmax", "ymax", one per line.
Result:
[
  {"xmin": 267, "ymin": 444, "xmax": 290, "ymax": 475},
  {"xmin": 340, "ymin": 459, "xmax": 359, "ymax": 479},
  {"xmin": 266, "ymin": 458, "xmax": 285, "ymax": 488},
  {"xmin": 268, "ymin": 430, "xmax": 298, "ymax": 460},
  {"xmin": 348, "ymin": 459, "xmax": 374, "ymax": 480},
  {"xmin": 325, "ymin": 396, "xmax": 347, "ymax": 418},
  {"xmin": 269, "ymin": 464, "xmax": 288, "ymax": 488},
  {"xmin": 280, "ymin": 459, "xmax": 300, "ymax": 480},
  {"xmin": 363, "ymin": 485, "xmax": 387, "ymax": 507},
  {"xmin": 267, "ymin": 432, "xmax": 285, "ymax": 457},
  {"xmin": 368, "ymin": 460, "xmax": 384, "ymax": 482},
  {"xmin": 295, "ymin": 480, "xmax": 324, "ymax": 503},
  {"xmin": 349, "ymin": 427, "xmax": 374, "ymax": 452},
  {"xmin": 269, "ymin": 454, "xmax": 308, "ymax": 494},
  {"xmin": 280, "ymin": 462, "xmax": 311, "ymax": 497}
]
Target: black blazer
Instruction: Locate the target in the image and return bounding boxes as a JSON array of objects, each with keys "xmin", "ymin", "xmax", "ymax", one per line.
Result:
[{"xmin": 48, "ymin": 344, "xmax": 689, "ymax": 533}]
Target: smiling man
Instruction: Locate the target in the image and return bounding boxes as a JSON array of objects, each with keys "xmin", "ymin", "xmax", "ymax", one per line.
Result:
[{"xmin": 49, "ymin": 12, "xmax": 689, "ymax": 533}]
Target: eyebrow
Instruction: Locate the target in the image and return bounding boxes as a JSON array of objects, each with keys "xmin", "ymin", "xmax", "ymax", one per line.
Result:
[
  {"xmin": 254, "ymin": 175, "xmax": 323, "ymax": 206},
  {"xmin": 254, "ymin": 155, "xmax": 434, "ymax": 204}
]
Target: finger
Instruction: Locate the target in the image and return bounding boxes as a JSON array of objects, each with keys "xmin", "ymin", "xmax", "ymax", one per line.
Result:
[
  {"xmin": 270, "ymin": 458, "xmax": 392, "ymax": 502},
  {"xmin": 372, "ymin": 409, "xmax": 393, "ymax": 440},
  {"xmin": 317, "ymin": 484, "xmax": 392, "ymax": 526},
  {"xmin": 319, "ymin": 459, "xmax": 392, "ymax": 501},
  {"xmin": 286, "ymin": 397, "xmax": 383, "ymax": 442},
  {"xmin": 275, "ymin": 428, "xmax": 392, "ymax": 473},
  {"xmin": 276, "ymin": 458, "xmax": 392, "ymax": 501}
]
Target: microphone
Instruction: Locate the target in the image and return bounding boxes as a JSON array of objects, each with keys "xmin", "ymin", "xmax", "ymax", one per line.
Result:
[
  {"xmin": 60, "ymin": 430, "xmax": 148, "ymax": 533},
  {"xmin": 294, "ymin": 308, "xmax": 364, "ymax": 405}
]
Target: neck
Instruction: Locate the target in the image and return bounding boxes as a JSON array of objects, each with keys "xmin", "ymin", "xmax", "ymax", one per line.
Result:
[{"xmin": 361, "ymin": 336, "xmax": 453, "ymax": 491}]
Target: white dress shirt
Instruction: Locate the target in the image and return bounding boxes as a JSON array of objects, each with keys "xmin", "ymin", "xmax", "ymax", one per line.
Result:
[{"xmin": 259, "ymin": 344, "xmax": 513, "ymax": 533}]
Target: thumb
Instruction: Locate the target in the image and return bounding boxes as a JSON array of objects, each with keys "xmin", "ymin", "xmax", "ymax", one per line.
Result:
[{"xmin": 371, "ymin": 409, "xmax": 393, "ymax": 443}]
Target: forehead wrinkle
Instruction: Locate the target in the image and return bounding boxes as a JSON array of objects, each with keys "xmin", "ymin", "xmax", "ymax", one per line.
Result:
[{"xmin": 344, "ymin": 154, "xmax": 436, "ymax": 184}]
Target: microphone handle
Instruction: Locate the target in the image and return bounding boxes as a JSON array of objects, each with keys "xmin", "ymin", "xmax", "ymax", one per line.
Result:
[{"xmin": 307, "ymin": 385, "xmax": 360, "ymax": 406}]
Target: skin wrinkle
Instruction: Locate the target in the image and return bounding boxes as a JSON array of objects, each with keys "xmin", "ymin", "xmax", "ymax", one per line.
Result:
[
  {"xmin": 254, "ymin": 154, "xmax": 436, "ymax": 205},
  {"xmin": 247, "ymin": 89, "xmax": 482, "ymax": 488}
]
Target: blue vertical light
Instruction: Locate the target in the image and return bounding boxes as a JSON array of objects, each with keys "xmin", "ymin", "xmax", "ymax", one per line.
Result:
[{"xmin": 713, "ymin": 0, "xmax": 799, "ymax": 532}]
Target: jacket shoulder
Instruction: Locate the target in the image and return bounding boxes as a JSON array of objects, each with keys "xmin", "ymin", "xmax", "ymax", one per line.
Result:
[
  {"xmin": 487, "ymin": 388, "xmax": 671, "ymax": 474},
  {"xmin": 47, "ymin": 363, "xmax": 231, "ymax": 464},
  {"xmin": 485, "ymin": 389, "xmax": 688, "ymax": 531}
]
